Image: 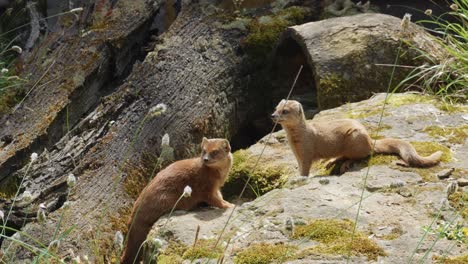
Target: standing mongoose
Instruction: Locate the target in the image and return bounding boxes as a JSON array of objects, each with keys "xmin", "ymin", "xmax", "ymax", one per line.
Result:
[
  {"xmin": 120, "ymin": 137, "xmax": 234, "ymax": 264},
  {"xmin": 271, "ymin": 100, "xmax": 443, "ymax": 176}
]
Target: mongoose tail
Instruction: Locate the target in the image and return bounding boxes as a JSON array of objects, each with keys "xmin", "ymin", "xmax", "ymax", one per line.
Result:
[
  {"xmin": 120, "ymin": 201, "xmax": 167, "ymax": 264},
  {"xmin": 374, "ymin": 138, "xmax": 443, "ymax": 167}
]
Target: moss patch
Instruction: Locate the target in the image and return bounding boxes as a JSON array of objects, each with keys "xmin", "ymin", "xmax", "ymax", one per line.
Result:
[
  {"xmin": 381, "ymin": 226, "xmax": 404, "ymax": 240},
  {"xmin": 0, "ymin": 175, "xmax": 19, "ymax": 199},
  {"xmin": 157, "ymin": 240, "xmax": 187, "ymax": 263},
  {"xmin": 423, "ymin": 125, "xmax": 468, "ymax": 144},
  {"xmin": 433, "ymin": 254, "xmax": 468, "ymax": 264},
  {"xmin": 157, "ymin": 239, "xmax": 223, "ymax": 262},
  {"xmin": 292, "ymin": 219, "xmax": 386, "ymax": 261},
  {"xmin": 386, "ymin": 94, "xmax": 468, "ymax": 113},
  {"xmin": 123, "ymin": 153, "xmax": 159, "ymax": 199},
  {"xmin": 448, "ymin": 191, "xmax": 468, "ymax": 220},
  {"xmin": 243, "ymin": 6, "xmax": 307, "ymax": 58},
  {"xmin": 234, "ymin": 243, "xmax": 297, "ymax": 264},
  {"xmin": 223, "ymin": 149, "xmax": 291, "ymax": 199},
  {"xmin": 182, "ymin": 239, "xmax": 223, "ymax": 260}
]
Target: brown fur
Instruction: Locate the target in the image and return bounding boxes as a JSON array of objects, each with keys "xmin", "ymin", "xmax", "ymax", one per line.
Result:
[
  {"xmin": 271, "ymin": 100, "xmax": 442, "ymax": 176},
  {"xmin": 120, "ymin": 138, "xmax": 233, "ymax": 264}
]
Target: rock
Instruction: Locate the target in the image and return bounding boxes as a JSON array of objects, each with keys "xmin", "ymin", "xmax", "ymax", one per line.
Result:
[
  {"xmin": 318, "ymin": 178, "xmax": 330, "ymax": 185},
  {"xmin": 436, "ymin": 168, "xmax": 454, "ymax": 179},
  {"xmin": 457, "ymin": 178, "xmax": 468, "ymax": 187},
  {"xmin": 142, "ymin": 93, "xmax": 467, "ymax": 263},
  {"xmin": 273, "ymin": 13, "xmax": 446, "ymax": 109}
]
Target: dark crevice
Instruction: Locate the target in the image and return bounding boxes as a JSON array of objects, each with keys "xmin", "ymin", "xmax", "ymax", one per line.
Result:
[{"xmin": 230, "ymin": 35, "xmax": 317, "ymax": 150}]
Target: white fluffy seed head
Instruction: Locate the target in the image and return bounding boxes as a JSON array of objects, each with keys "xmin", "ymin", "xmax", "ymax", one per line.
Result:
[
  {"xmin": 30, "ymin": 152, "xmax": 38, "ymax": 162},
  {"xmin": 70, "ymin": 7, "xmax": 84, "ymax": 13},
  {"xmin": 400, "ymin": 13, "xmax": 412, "ymax": 31},
  {"xmin": 152, "ymin": 237, "xmax": 164, "ymax": 249},
  {"xmin": 22, "ymin": 191, "xmax": 33, "ymax": 202},
  {"xmin": 114, "ymin": 231, "xmax": 124, "ymax": 249},
  {"xmin": 67, "ymin": 173, "xmax": 77, "ymax": 188},
  {"xmin": 10, "ymin": 45, "xmax": 22, "ymax": 54},
  {"xmin": 183, "ymin": 185, "xmax": 192, "ymax": 198},
  {"xmin": 148, "ymin": 103, "xmax": 168, "ymax": 117},
  {"xmin": 161, "ymin": 133, "xmax": 170, "ymax": 147},
  {"xmin": 424, "ymin": 9, "xmax": 432, "ymax": 15}
]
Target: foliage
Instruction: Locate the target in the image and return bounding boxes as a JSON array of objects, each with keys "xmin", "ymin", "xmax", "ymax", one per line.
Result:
[{"xmin": 397, "ymin": 0, "xmax": 468, "ymax": 102}]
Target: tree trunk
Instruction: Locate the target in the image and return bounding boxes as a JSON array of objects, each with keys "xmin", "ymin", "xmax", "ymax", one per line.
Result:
[{"xmin": 1, "ymin": 0, "xmax": 253, "ymax": 261}]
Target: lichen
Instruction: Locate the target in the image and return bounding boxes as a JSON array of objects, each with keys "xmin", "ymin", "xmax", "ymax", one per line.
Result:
[
  {"xmin": 423, "ymin": 125, "xmax": 468, "ymax": 144},
  {"xmin": 234, "ymin": 243, "xmax": 297, "ymax": 264},
  {"xmin": 292, "ymin": 219, "xmax": 386, "ymax": 261},
  {"xmin": 223, "ymin": 149, "xmax": 291, "ymax": 199}
]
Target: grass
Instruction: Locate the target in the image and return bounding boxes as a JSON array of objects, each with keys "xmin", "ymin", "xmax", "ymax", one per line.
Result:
[{"xmin": 395, "ymin": 0, "xmax": 467, "ymax": 103}]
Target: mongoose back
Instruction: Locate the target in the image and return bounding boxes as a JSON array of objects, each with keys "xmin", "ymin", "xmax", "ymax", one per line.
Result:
[
  {"xmin": 271, "ymin": 100, "xmax": 443, "ymax": 176},
  {"xmin": 120, "ymin": 138, "xmax": 234, "ymax": 264}
]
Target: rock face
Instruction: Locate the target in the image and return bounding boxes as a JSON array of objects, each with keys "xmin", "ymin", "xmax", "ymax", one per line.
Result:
[
  {"xmin": 272, "ymin": 13, "xmax": 445, "ymax": 110},
  {"xmin": 145, "ymin": 93, "xmax": 467, "ymax": 263}
]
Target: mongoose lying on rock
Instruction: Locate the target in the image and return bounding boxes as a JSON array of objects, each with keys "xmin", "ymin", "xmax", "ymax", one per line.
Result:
[
  {"xmin": 271, "ymin": 100, "xmax": 442, "ymax": 176},
  {"xmin": 121, "ymin": 137, "xmax": 234, "ymax": 264}
]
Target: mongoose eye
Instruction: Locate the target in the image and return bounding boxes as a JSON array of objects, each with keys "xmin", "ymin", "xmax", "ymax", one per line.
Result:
[{"xmin": 282, "ymin": 110, "xmax": 289, "ymax": 114}]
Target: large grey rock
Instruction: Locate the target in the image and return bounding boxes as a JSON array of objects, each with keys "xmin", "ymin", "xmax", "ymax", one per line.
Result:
[
  {"xmin": 273, "ymin": 13, "xmax": 446, "ymax": 109},
  {"xmin": 145, "ymin": 93, "xmax": 467, "ymax": 263}
]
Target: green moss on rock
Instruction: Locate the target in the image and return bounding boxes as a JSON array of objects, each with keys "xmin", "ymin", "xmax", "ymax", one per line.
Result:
[
  {"xmin": 234, "ymin": 243, "xmax": 297, "ymax": 264},
  {"xmin": 0, "ymin": 175, "xmax": 19, "ymax": 199},
  {"xmin": 156, "ymin": 239, "xmax": 223, "ymax": 262},
  {"xmin": 424, "ymin": 125, "xmax": 468, "ymax": 144},
  {"xmin": 223, "ymin": 149, "xmax": 291, "ymax": 199},
  {"xmin": 292, "ymin": 219, "xmax": 386, "ymax": 261},
  {"xmin": 434, "ymin": 254, "xmax": 468, "ymax": 264},
  {"xmin": 448, "ymin": 191, "xmax": 468, "ymax": 220},
  {"xmin": 243, "ymin": 6, "xmax": 307, "ymax": 58},
  {"xmin": 182, "ymin": 239, "xmax": 223, "ymax": 260}
]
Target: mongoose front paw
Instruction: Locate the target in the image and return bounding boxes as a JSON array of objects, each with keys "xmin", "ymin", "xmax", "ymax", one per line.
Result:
[{"xmin": 222, "ymin": 201, "xmax": 235, "ymax": 208}]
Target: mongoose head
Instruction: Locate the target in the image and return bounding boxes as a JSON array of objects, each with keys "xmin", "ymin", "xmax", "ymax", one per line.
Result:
[
  {"xmin": 271, "ymin": 99, "xmax": 305, "ymax": 126},
  {"xmin": 200, "ymin": 137, "xmax": 232, "ymax": 167}
]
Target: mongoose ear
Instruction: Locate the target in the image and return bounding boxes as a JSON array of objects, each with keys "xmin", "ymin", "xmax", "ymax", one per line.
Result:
[
  {"xmin": 294, "ymin": 101, "xmax": 303, "ymax": 114},
  {"xmin": 201, "ymin": 137, "xmax": 208, "ymax": 146},
  {"xmin": 224, "ymin": 139, "xmax": 231, "ymax": 152}
]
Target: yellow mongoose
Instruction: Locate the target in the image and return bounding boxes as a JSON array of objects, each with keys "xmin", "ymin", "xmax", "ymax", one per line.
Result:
[
  {"xmin": 271, "ymin": 100, "xmax": 442, "ymax": 176},
  {"xmin": 120, "ymin": 138, "xmax": 233, "ymax": 264}
]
